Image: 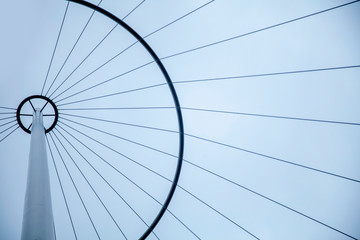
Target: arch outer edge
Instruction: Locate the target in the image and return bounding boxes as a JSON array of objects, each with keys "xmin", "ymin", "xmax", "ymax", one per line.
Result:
[{"xmin": 67, "ymin": 1, "xmax": 185, "ymax": 239}]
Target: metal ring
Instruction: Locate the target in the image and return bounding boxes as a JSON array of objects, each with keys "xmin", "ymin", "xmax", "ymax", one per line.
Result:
[{"xmin": 16, "ymin": 95, "xmax": 59, "ymax": 134}]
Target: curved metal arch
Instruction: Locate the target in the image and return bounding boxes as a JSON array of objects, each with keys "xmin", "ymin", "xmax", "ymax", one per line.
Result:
[{"xmin": 67, "ymin": 1, "xmax": 185, "ymax": 239}]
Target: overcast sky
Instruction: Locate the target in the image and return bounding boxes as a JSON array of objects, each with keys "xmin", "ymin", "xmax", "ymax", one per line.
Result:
[{"xmin": 0, "ymin": 0, "xmax": 360, "ymax": 239}]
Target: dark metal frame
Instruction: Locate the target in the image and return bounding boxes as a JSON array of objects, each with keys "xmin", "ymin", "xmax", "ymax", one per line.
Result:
[
  {"xmin": 67, "ymin": 1, "xmax": 185, "ymax": 239},
  {"xmin": 16, "ymin": 95, "xmax": 59, "ymax": 134}
]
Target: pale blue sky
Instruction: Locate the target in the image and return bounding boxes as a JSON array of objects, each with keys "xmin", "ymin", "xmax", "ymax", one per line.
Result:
[{"xmin": 0, "ymin": 0, "xmax": 360, "ymax": 239}]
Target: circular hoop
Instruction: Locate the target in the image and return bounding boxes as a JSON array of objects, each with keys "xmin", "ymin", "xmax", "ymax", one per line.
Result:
[{"xmin": 16, "ymin": 95, "xmax": 59, "ymax": 134}]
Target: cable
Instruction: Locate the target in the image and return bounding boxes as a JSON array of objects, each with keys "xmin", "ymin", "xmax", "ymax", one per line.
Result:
[
  {"xmin": 58, "ymin": 102, "xmax": 360, "ymax": 126},
  {"xmin": 181, "ymin": 160, "xmax": 357, "ymax": 239},
  {"xmin": 0, "ymin": 116, "xmax": 17, "ymax": 122},
  {"xmin": 0, "ymin": 106, "xmax": 17, "ymax": 110},
  {"xmin": 59, "ymin": 116, "xmax": 359, "ymax": 238},
  {"xmin": 173, "ymin": 65, "xmax": 360, "ymax": 84},
  {"xmin": 54, "ymin": 128, "xmax": 158, "ymax": 239},
  {"xmin": 59, "ymin": 115, "xmax": 360, "ymax": 183},
  {"xmin": 181, "ymin": 107, "xmax": 360, "ymax": 126},
  {"xmin": 60, "ymin": 112, "xmax": 177, "ymax": 134},
  {"xmin": 58, "ymin": 123, "xmax": 201, "ymax": 239},
  {"xmin": 0, "ymin": 120, "xmax": 17, "ymax": 128},
  {"xmin": 161, "ymin": 1, "xmax": 360, "ymax": 60},
  {"xmin": 0, "ymin": 123, "xmax": 18, "ymax": 135},
  {"xmin": 58, "ymin": 121, "xmax": 245, "ymax": 239},
  {"xmin": 177, "ymin": 185, "xmax": 259, "ymax": 240},
  {"xmin": 60, "ymin": 116, "xmax": 177, "ymax": 159},
  {"xmin": 48, "ymin": 24, "xmax": 118, "ymax": 99},
  {"xmin": 0, "ymin": 126, "xmax": 19, "ymax": 143},
  {"xmin": 0, "ymin": 112, "xmax": 16, "ymax": 115},
  {"xmin": 185, "ymin": 132, "xmax": 360, "ymax": 183},
  {"xmin": 57, "ymin": 62, "xmax": 360, "ymax": 107},
  {"xmin": 59, "ymin": 107, "xmax": 173, "ymax": 111},
  {"xmin": 50, "ymin": 131, "xmax": 125, "ymax": 239},
  {"xmin": 52, "ymin": 0, "xmax": 215, "ymax": 102},
  {"xmin": 45, "ymin": 1, "xmax": 103, "ymax": 97},
  {"xmin": 55, "ymin": 61, "xmax": 155, "ymax": 105},
  {"xmin": 45, "ymin": 135, "xmax": 78, "ymax": 240},
  {"xmin": 40, "ymin": 2, "xmax": 69, "ymax": 95},
  {"xmin": 57, "ymin": 81, "xmax": 165, "ymax": 106},
  {"xmin": 144, "ymin": 0, "xmax": 215, "ymax": 38},
  {"xmin": 122, "ymin": 0, "xmax": 146, "ymax": 20},
  {"xmin": 52, "ymin": 42, "xmax": 139, "ymax": 101},
  {"xmin": 58, "ymin": 125, "xmax": 197, "ymax": 239},
  {"xmin": 59, "ymin": 120, "xmax": 168, "ymax": 181}
]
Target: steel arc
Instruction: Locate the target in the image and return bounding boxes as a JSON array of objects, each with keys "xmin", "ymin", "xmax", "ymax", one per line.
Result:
[{"xmin": 67, "ymin": 0, "xmax": 185, "ymax": 239}]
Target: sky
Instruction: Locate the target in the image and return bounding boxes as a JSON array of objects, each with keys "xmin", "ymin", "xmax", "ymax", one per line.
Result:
[{"xmin": 0, "ymin": 0, "xmax": 360, "ymax": 239}]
